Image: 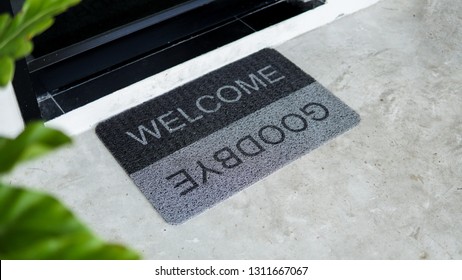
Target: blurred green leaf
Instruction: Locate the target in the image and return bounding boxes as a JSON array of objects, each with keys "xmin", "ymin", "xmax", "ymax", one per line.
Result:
[
  {"xmin": 0, "ymin": 14, "xmax": 11, "ymax": 37},
  {"xmin": 0, "ymin": 0, "xmax": 142, "ymax": 261},
  {"xmin": 0, "ymin": 121, "xmax": 72, "ymax": 175},
  {"xmin": 0, "ymin": 184, "xmax": 140, "ymax": 260},
  {"xmin": 0, "ymin": 0, "xmax": 80, "ymax": 86},
  {"xmin": 0, "ymin": 56, "xmax": 14, "ymax": 86}
]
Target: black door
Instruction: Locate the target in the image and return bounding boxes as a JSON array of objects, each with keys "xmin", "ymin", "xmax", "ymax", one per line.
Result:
[{"xmin": 2, "ymin": 0, "xmax": 324, "ymax": 121}]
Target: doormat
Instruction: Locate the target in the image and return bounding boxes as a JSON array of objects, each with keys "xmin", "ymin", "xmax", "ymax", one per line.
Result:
[{"xmin": 96, "ymin": 49, "xmax": 360, "ymax": 224}]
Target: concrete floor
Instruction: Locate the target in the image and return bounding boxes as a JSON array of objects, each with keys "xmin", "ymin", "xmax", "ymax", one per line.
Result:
[{"xmin": 6, "ymin": 0, "xmax": 462, "ymax": 259}]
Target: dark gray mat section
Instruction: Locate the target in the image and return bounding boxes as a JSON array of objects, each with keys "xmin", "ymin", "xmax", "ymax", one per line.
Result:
[
  {"xmin": 96, "ymin": 49, "xmax": 360, "ymax": 224},
  {"xmin": 96, "ymin": 49, "xmax": 314, "ymax": 174}
]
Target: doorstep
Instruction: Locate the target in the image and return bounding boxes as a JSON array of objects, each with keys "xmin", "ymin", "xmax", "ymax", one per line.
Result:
[{"xmin": 44, "ymin": 0, "xmax": 379, "ymax": 136}]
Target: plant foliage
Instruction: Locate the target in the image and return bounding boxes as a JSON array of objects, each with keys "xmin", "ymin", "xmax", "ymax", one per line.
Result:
[
  {"xmin": 0, "ymin": 123, "xmax": 140, "ymax": 260},
  {"xmin": 0, "ymin": 0, "xmax": 141, "ymax": 260},
  {"xmin": 0, "ymin": 0, "xmax": 80, "ymax": 86},
  {"xmin": 0, "ymin": 121, "xmax": 71, "ymax": 174},
  {"xmin": 0, "ymin": 184, "xmax": 140, "ymax": 260}
]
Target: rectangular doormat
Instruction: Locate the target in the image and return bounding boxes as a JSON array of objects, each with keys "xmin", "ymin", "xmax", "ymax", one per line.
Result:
[{"xmin": 96, "ymin": 49, "xmax": 360, "ymax": 224}]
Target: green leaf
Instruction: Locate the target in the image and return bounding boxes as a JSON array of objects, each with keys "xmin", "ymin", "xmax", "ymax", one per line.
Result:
[
  {"xmin": 1, "ymin": 36, "xmax": 34, "ymax": 60},
  {"xmin": 0, "ymin": 121, "xmax": 72, "ymax": 175},
  {"xmin": 0, "ymin": 185, "xmax": 140, "ymax": 260},
  {"xmin": 0, "ymin": 0, "xmax": 80, "ymax": 86},
  {"xmin": 0, "ymin": 14, "xmax": 11, "ymax": 38},
  {"xmin": 0, "ymin": 56, "xmax": 14, "ymax": 86}
]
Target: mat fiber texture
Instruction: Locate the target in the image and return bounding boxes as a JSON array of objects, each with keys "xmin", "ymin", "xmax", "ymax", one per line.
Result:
[{"xmin": 96, "ymin": 49, "xmax": 360, "ymax": 224}]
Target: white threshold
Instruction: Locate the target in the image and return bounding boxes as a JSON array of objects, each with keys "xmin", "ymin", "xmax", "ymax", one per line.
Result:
[{"xmin": 46, "ymin": 0, "xmax": 379, "ymax": 136}]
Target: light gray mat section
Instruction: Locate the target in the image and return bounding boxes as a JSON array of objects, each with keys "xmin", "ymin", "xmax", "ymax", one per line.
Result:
[{"xmin": 131, "ymin": 82, "xmax": 360, "ymax": 224}]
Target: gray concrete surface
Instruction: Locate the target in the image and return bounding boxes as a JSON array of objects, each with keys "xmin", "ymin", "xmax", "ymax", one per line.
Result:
[{"xmin": 6, "ymin": 0, "xmax": 462, "ymax": 259}]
